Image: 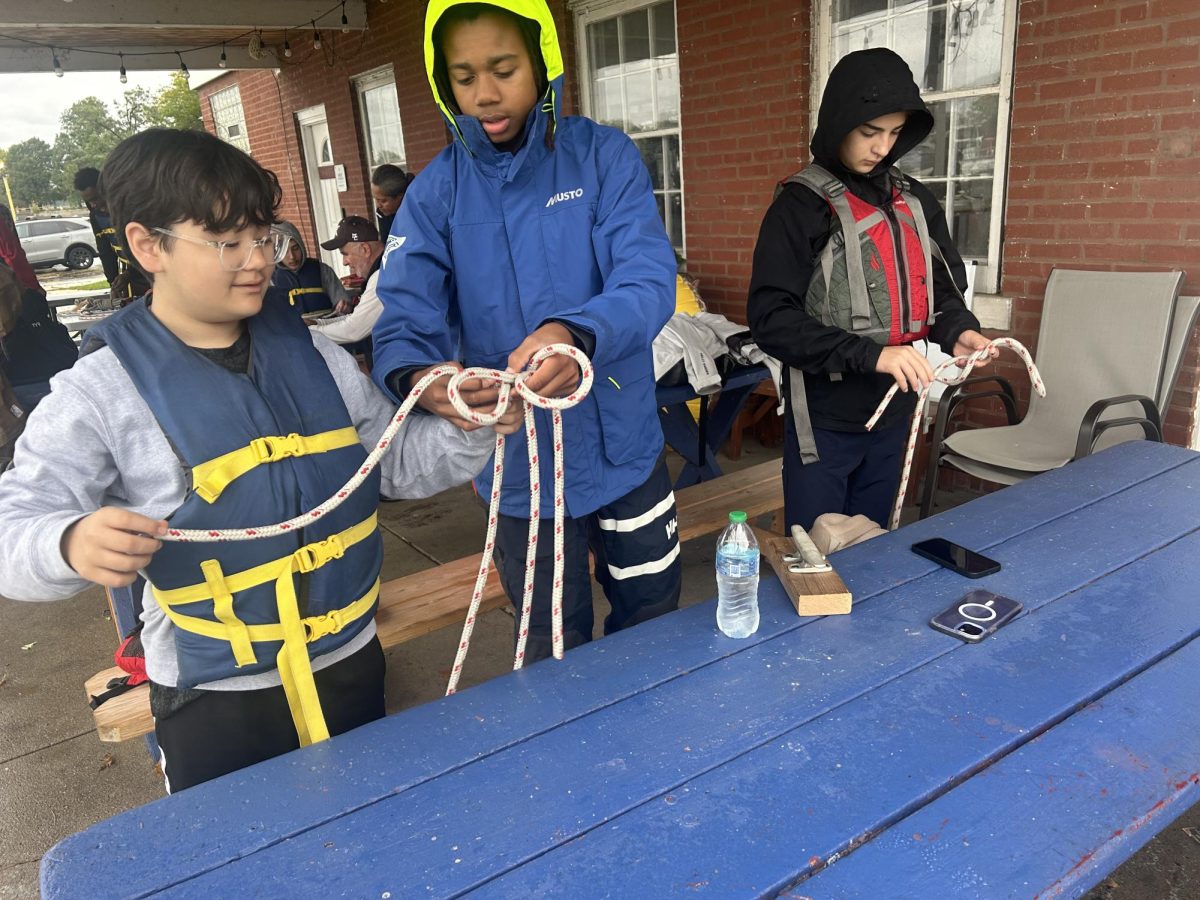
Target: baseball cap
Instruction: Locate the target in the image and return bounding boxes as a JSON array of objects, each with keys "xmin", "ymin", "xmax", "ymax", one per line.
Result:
[{"xmin": 320, "ymin": 215, "xmax": 380, "ymax": 250}]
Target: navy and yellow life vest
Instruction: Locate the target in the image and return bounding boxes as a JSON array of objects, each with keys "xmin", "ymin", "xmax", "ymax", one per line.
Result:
[
  {"xmin": 86, "ymin": 298, "xmax": 381, "ymax": 746},
  {"xmin": 270, "ymin": 258, "xmax": 334, "ymax": 316}
]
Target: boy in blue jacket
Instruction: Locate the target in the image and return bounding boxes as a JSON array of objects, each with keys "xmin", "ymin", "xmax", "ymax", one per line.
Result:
[{"xmin": 373, "ymin": 0, "xmax": 680, "ymax": 663}]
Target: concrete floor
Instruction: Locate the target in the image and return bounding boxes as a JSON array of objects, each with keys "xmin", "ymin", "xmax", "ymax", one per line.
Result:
[{"xmin": 1, "ymin": 440, "xmax": 1196, "ymax": 898}]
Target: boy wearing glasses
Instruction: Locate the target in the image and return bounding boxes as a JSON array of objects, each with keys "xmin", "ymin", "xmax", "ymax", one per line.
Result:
[{"xmin": 0, "ymin": 129, "xmax": 519, "ymax": 791}]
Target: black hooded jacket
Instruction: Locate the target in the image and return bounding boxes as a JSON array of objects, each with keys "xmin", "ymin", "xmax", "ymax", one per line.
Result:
[{"xmin": 748, "ymin": 48, "xmax": 980, "ymax": 432}]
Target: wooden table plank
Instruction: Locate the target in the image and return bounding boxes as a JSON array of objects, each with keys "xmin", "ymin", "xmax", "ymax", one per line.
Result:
[
  {"xmin": 39, "ymin": 443, "xmax": 1199, "ymax": 898},
  {"xmin": 62, "ymin": 447, "xmax": 1198, "ymax": 899},
  {"xmin": 801, "ymin": 635, "xmax": 1200, "ymax": 898}
]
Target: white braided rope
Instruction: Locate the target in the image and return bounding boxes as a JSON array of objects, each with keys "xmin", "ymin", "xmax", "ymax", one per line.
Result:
[
  {"xmin": 444, "ymin": 344, "xmax": 593, "ymax": 694},
  {"xmin": 866, "ymin": 337, "xmax": 1045, "ymax": 531},
  {"xmin": 156, "ymin": 343, "xmax": 593, "ymax": 696}
]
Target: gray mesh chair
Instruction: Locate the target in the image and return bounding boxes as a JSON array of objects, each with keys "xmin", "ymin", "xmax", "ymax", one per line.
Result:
[{"xmin": 920, "ymin": 268, "xmax": 1194, "ymax": 517}]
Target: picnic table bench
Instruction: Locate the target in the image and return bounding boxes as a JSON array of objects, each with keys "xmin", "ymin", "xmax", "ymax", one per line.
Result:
[{"xmin": 46, "ymin": 440, "xmax": 1200, "ymax": 898}]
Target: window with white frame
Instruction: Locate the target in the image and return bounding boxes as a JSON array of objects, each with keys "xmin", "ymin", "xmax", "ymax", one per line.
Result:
[
  {"xmin": 574, "ymin": 0, "xmax": 684, "ymax": 253},
  {"xmin": 209, "ymin": 85, "xmax": 250, "ymax": 153},
  {"xmin": 354, "ymin": 66, "xmax": 406, "ymax": 171},
  {"xmin": 816, "ymin": 0, "xmax": 1017, "ymax": 294}
]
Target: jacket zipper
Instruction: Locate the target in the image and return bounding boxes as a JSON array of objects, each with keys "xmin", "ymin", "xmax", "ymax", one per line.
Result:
[{"xmin": 883, "ymin": 204, "xmax": 910, "ymax": 335}]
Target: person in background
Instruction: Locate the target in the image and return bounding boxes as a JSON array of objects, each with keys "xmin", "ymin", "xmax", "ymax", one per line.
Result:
[
  {"xmin": 74, "ymin": 167, "xmax": 120, "ymax": 293},
  {"xmin": 370, "ymin": 164, "xmax": 415, "ymax": 239},
  {"xmin": 271, "ymin": 220, "xmax": 350, "ymax": 318},
  {"xmin": 0, "ymin": 204, "xmax": 43, "ymax": 296},
  {"xmin": 311, "ymin": 216, "xmax": 384, "ymax": 347},
  {"xmin": 0, "ymin": 208, "xmax": 77, "ymax": 412},
  {"xmin": 73, "ymin": 167, "xmax": 152, "ymax": 302}
]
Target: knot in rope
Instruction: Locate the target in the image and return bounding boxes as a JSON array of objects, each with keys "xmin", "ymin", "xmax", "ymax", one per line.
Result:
[{"xmin": 866, "ymin": 337, "xmax": 1046, "ymax": 530}]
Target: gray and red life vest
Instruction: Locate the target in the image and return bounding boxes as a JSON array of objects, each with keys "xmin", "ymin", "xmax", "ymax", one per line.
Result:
[{"xmin": 776, "ymin": 164, "xmax": 959, "ymax": 463}]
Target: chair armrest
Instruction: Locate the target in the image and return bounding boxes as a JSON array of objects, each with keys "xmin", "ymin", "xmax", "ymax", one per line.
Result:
[{"xmin": 1073, "ymin": 394, "xmax": 1162, "ymax": 461}]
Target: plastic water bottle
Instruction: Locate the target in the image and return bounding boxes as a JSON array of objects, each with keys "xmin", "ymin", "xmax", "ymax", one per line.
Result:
[{"xmin": 715, "ymin": 510, "xmax": 760, "ymax": 638}]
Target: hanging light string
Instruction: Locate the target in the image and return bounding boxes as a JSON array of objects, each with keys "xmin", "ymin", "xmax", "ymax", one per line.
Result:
[{"xmin": 1, "ymin": 0, "xmax": 370, "ymax": 74}]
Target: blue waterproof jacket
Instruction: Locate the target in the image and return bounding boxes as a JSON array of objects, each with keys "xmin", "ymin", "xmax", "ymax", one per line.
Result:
[{"xmin": 372, "ymin": 0, "xmax": 675, "ymax": 518}]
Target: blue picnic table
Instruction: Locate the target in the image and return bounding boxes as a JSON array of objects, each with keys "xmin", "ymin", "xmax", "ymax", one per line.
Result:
[
  {"xmin": 42, "ymin": 440, "xmax": 1200, "ymax": 898},
  {"xmin": 657, "ymin": 363, "xmax": 770, "ymax": 489}
]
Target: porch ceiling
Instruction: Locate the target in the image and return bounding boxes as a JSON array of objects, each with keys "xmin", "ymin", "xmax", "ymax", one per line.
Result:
[{"xmin": 0, "ymin": 1, "xmax": 367, "ymax": 73}]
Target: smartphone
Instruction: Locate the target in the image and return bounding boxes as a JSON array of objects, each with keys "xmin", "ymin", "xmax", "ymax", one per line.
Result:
[
  {"xmin": 911, "ymin": 538, "xmax": 1001, "ymax": 578},
  {"xmin": 930, "ymin": 590, "xmax": 1023, "ymax": 643}
]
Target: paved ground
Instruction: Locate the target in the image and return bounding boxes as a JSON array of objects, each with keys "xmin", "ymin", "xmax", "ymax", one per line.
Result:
[{"xmin": 1, "ymin": 439, "xmax": 1196, "ymax": 898}]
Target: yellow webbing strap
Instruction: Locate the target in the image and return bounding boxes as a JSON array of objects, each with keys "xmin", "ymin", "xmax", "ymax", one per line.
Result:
[
  {"xmin": 190, "ymin": 427, "xmax": 360, "ymax": 504},
  {"xmin": 201, "ymin": 559, "xmax": 256, "ymax": 668},
  {"xmin": 288, "ymin": 286, "xmax": 328, "ymax": 309},
  {"xmin": 151, "ymin": 513, "xmax": 379, "ymax": 745}
]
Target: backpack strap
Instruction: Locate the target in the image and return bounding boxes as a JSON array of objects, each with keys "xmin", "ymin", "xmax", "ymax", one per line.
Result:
[{"xmin": 782, "ymin": 164, "xmax": 873, "ymax": 330}]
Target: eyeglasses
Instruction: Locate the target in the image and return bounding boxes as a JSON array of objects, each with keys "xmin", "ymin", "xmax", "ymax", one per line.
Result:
[{"xmin": 152, "ymin": 227, "xmax": 289, "ymax": 272}]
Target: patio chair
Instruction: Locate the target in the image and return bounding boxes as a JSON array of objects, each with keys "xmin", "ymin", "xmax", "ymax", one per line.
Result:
[{"xmin": 919, "ymin": 268, "xmax": 1193, "ymax": 517}]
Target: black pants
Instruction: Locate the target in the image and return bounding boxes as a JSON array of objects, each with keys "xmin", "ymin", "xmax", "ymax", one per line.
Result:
[
  {"xmin": 493, "ymin": 456, "xmax": 682, "ymax": 664},
  {"xmin": 783, "ymin": 412, "xmax": 908, "ymax": 532},
  {"xmin": 153, "ymin": 636, "xmax": 386, "ymax": 793}
]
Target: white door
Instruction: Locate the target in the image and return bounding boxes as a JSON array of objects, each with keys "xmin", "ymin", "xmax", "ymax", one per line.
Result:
[{"xmin": 296, "ymin": 106, "xmax": 348, "ymax": 277}]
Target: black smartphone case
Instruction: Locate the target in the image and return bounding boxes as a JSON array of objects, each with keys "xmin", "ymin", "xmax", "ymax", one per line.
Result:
[{"xmin": 930, "ymin": 590, "xmax": 1023, "ymax": 643}]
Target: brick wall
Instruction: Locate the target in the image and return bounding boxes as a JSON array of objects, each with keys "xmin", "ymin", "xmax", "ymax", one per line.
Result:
[
  {"xmin": 999, "ymin": 0, "xmax": 1200, "ymax": 447},
  {"xmin": 676, "ymin": 0, "xmax": 811, "ymax": 322},
  {"xmin": 200, "ymin": 0, "xmax": 1199, "ymax": 449}
]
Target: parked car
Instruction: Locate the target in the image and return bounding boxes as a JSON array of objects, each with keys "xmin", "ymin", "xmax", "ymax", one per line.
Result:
[{"xmin": 14, "ymin": 218, "xmax": 97, "ymax": 270}]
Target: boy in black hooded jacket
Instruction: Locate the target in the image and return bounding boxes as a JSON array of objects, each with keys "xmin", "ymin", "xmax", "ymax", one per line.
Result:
[{"xmin": 749, "ymin": 48, "xmax": 993, "ymax": 532}]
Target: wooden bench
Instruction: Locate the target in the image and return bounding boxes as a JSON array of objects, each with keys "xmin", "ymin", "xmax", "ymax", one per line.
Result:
[{"xmin": 85, "ymin": 458, "xmax": 784, "ymax": 742}]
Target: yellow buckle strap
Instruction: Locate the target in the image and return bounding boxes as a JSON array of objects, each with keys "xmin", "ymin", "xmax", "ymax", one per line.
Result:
[
  {"xmin": 153, "ymin": 512, "xmax": 378, "ymax": 608},
  {"xmin": 288, "ymin": 286, "xmax": 328, "ymax": 310},
  {"xmin": 201, "ymin": 559, "xmax": 257, "ymax": 668},
  {"xmin": 190, "ymin": 427, "xmax": 360, "ymax": 504}
]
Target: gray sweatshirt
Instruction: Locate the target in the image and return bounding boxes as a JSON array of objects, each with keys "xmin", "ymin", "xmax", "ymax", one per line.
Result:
[{"xmin": 0, "ymin": 331, "xmax": 494, "ymax": 691}]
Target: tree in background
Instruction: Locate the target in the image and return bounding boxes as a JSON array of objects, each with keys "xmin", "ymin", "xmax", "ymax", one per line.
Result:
[
  {"xmin": 147, "ymin": 72, "xmax": 202, "ymax": 131},
  {"xmin": 5, "ymin": 139, "xmax": 60, "ymax": 207},
  {"xmin": 0, "ymin": 74, "xmax": 204, "ymax": 207}
]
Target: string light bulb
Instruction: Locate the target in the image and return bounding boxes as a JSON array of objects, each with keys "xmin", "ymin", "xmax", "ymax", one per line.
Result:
[
  {"xmin": 282, "ymin": 30, "xmax": 292, "ymax": 58},
  {"xmin": 341, "ymin": 2, "xmax": 350, "ymax": 32},
  {"xmin": 177, "ymin": 51, "xmax": 190, "ymax": 81},
  {"xmin": 118, "ymin": 52, "xmax": 127, "ymax": 84},
  {"xmin": 312, "ymin": 20, "xmax": 321, "ymax": 50},
  {"xmin": 219, "ymin": 44, "xmax": 227, "ymax": 68},
  {"xmin": 52, "ymin": 48, "xmax": 63, "ymax": 77}
]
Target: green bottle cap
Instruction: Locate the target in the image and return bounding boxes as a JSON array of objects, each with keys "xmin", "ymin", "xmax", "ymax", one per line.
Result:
[{"xmin": 728, "ymin": 511, "xmax": 747, "ymax": 524}]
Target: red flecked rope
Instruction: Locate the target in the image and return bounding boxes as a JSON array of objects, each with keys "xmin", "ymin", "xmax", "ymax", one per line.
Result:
[
  {"xmin": 865, "ymin": 337, "xmax": 1046, "ymax": 530},
  {"xmin": 156, "ymin": 344, "xmax": 593, "ymax": 696}
]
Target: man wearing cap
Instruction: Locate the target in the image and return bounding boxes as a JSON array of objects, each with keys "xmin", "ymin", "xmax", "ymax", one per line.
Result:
[{"xmin": 310, "ymin": 216, "xmax": 385, "ymax": 347}]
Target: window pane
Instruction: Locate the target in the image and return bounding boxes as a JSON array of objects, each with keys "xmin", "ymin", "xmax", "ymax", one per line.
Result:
[
  {"xmin": 652, "ymin": 1, "xmax": 676, "ymax": 57},
  {"xmin": 945, "ymin": 0, "xmax": 1004, "ymax": 90},
  {"xmin": 835, "ymin": 0, "xmax": 887, "ymax": 18},
  {"xmin": 590, "ymin": 18, "xmax": 620, "ymax": 75},
  {"xmin": 621, "ymin": 9, "xmax": 651, "ymax": 65},
  {"xmin": 624, "ymin": 69, "xmax": 655, "ymax": 132},
  {"xmin": 362, "ymin": 82, "xmax": 405, "ymax": 167},
  {"xmin": 655, "ymin": 63, "xmax": 680, "ymax": 128},
  {"xmin": 664, "ymin": 134, "xmax": 681, "ymax": 191},
  {"xmin": 593, "ymin": 78, "xmax": 624, "ymax": 128},
  {"xmin": 637, "ymin": 138, "xmax": 665, "ymax": 191},
  {"xmin": 953, "ymin": 94, "xmax": 998, "ymax": 177},
  {"xmin": 950, "ymin": 178, "xmax": 992, "ymax": 258},
  {"xmin": 900, "ymin": 98, "xmax": 949, "ymax": 179},
  {"xmin": 892, "ymin": 5, "xmax": 946, "ymax": 93},
  {"xmin": 668, "ymin": 192, "xmax": 683, "ymax": 251}
]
